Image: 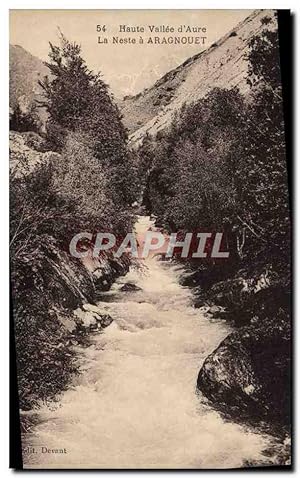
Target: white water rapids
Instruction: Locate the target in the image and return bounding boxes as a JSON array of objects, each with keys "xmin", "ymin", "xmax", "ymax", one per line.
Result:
[{"xmin": 23, "ymin": 216, "xmax": 276, "ymax": 469}]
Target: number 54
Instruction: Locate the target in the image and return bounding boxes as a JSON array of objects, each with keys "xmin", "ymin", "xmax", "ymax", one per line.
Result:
[{"xmin": 96, "ymin": 25, "xmax": 107, "ymax": 32}]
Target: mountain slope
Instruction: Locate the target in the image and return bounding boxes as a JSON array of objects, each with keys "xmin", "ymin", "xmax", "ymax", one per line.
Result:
[
  {"xmin": 121, "ymin": 9, "xmax": 277, "ymax": 146},
  {"xmin": 9, "ymin": 44, "xmax": 49, "ymax": 121}
]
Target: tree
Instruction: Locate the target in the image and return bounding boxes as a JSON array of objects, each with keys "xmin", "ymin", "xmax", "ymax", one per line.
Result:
[
  {"xmin": 140, "ymin": 88, "xmax": 246, "ymax": 246},
  {"xmin": 39, "ymin": 32, "xmax": 138, "ymax": 206},
  {"xmin": 236, "ymin": 25, "xmax": 290, "ymax": 266}
]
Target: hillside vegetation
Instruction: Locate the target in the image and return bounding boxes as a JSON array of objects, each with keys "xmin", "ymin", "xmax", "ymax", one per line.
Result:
[
  {"xmin": 137, "ymin": 16, "xmax": 291, "ymax": 431},
  {"xmin": 10, "ymin": 34, "xmax": 138, "ymax": 412}
]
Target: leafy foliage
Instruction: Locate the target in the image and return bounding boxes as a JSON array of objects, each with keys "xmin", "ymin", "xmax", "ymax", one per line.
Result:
[
  {"xmin": 11, "ymin": 34, "xmax": 139, "ymax": 409},
  {"xmin": 39, "ymin": 32, "xmax": 138, "ymax": 206},
  {"xmin": 237, "ymin": 29, "xmax": 290, "ymax": 265},
  {"xmin": 139, "ymin": 25, "xmax": 290, "ymax": 273}
]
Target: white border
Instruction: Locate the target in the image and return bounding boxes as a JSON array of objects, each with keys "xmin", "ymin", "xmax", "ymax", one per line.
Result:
[{"xmin": 1, "ymin": 1, "xmax": 298, "ymax": 476}]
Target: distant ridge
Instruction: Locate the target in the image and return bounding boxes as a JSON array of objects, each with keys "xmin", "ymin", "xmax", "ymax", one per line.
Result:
[
  {"xmin": 9, "ymin": 44, "xmax": 49, "ymax": 123},
  {"xmin": 120, "ymin": 9, "xmax": 277, "ymax": 146}
]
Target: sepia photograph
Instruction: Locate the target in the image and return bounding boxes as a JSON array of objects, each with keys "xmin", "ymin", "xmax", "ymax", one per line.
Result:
[{"xmin": 9, "ymin": 8, "xmax": 291, "ymax": 469}]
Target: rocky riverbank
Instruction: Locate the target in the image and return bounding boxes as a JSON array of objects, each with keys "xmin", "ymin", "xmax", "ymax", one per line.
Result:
[
  {"xmin": 22, "ymin": 221, "xmax": 284, "ymax": 469},
  {"xmin": 180, "ymin": 263, "xmax": 291, "ymax": 438},
  {"xmin": 17, "ymin": 240, "xmax": 130, "ymax": 433},
  {"xmin": 10, "ymin": 131, "xmax": 132, "ymax": 417}
]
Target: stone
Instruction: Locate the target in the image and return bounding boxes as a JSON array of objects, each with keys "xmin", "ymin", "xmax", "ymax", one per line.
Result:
[
  {"xmin": 82, "ymin": 303, "xmax": 109, "ymax": 314},
  {"xmin": 73, "ymin": 308, "xmax": 97, "ymax": 328},
  {"xmin": 208, "ymin": 305, "xmax": 223, "ymax": 314},
  {"xmin": 120, "ymin": 282, "xmax": 142, "ymax": 292},
  {"xmin": 197, "ymin": 314, "xmax": 291, "ymax": 429},
  {"xmin": 100, "ymin": 314, "xmax": 113, "ymax": 328}
]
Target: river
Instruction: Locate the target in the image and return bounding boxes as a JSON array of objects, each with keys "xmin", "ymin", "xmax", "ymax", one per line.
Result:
[{"xmin": 23, "ymin": 216, "xmax": 276, "ymax": 469}]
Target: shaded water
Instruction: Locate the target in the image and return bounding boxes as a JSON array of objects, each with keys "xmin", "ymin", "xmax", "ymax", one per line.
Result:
[{"xmin": 23, "ymin": 217, "xmax": 276, "ymax": 469}]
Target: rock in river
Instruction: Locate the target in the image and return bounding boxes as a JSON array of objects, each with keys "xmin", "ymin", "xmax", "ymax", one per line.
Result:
[
  {"xmin": 197, "ymin": 314, "xmax": 291, "ymax": 430},
  {"xmin": 120, "ymin": 282, "xmax": 142, "ymax": 292}
]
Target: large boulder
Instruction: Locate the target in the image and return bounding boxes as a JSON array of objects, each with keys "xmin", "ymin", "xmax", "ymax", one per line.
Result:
[{"xmin": 197, "ymin": 313, "xmax": 291, "ymax": 430}]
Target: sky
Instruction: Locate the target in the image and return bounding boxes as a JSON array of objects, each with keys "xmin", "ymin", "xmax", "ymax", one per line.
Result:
[{"xmin": 10, "ymin": 9, "xmax": 253, "ymax": 98}]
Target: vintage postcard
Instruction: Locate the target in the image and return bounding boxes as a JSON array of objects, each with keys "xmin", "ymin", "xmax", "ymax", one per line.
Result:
[{"xmin": 10, "ymin": 9, "xmax": 292, "ymax": 469}]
